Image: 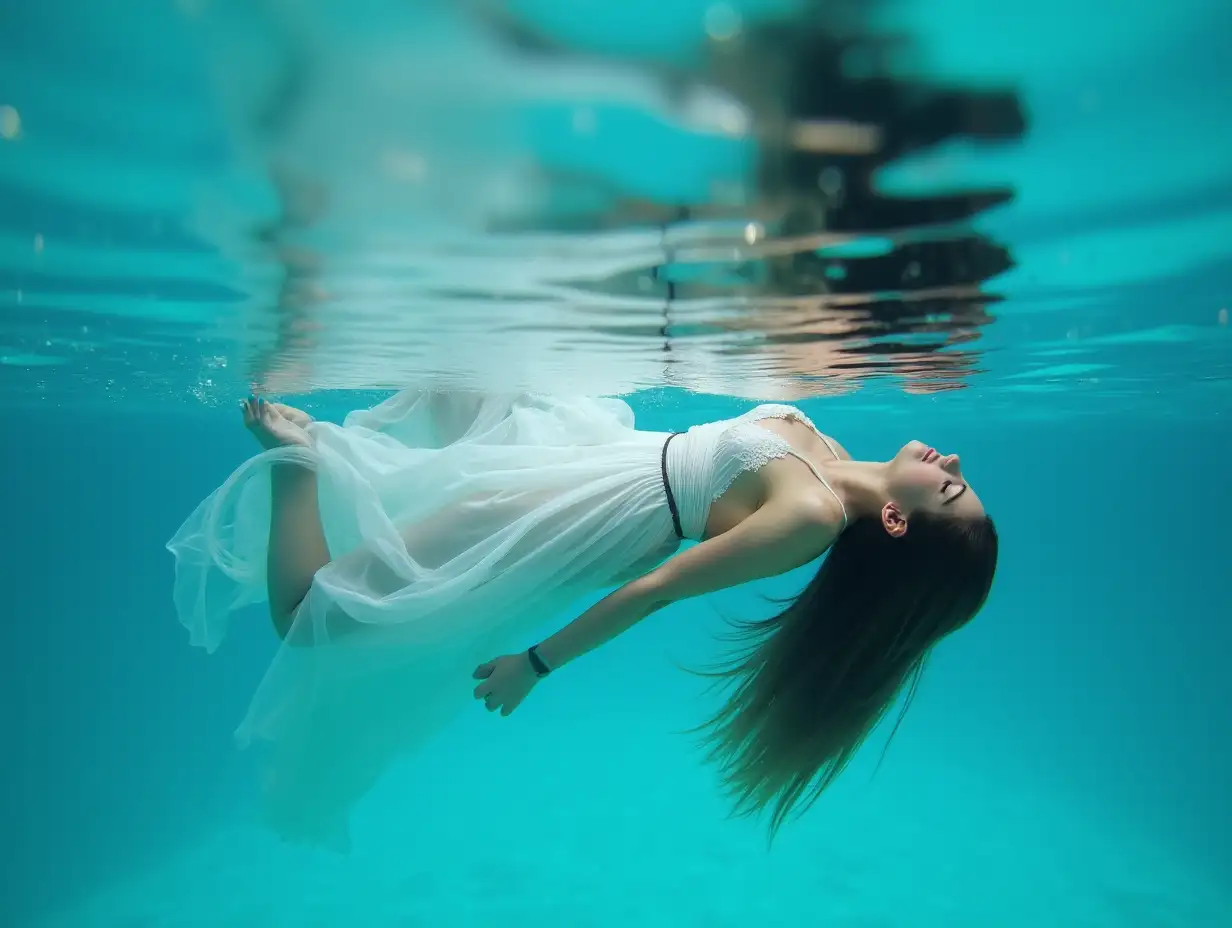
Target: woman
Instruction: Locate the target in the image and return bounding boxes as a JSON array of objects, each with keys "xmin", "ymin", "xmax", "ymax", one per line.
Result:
[{"xmin": 169, "ymin": 389, "xmax": 996, "ymax": 848}]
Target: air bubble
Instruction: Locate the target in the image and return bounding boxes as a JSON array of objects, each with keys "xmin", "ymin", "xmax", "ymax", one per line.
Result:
[
  {"xmin": 0, "ymin": 105, "xmax": 20, "ymax": 140},
  {"xmin": 704, "ymin": 4, "xmax": 743, "ymax": 42},
  {"xmin": 818, "ymin": 167, "xmax": 844, "ymax": 199},
  {"xmin": 382, "ymin": 149, "xmax": 427, "ymax": 183},
  {"xmin": 572, "ymin": 107, "xmax": 596, "ymax": 135}
]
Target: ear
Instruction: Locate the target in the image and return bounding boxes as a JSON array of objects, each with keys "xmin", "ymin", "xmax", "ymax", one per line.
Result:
[{"xmin": 881, "ymin": 501, "xmax": 908, "ymax": 538}]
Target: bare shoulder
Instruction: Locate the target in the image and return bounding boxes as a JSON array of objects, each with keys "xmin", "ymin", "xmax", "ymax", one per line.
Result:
[
  {"xmin": 772, "ymin": 483, "xmax": 845, "ymax": 538},
  {"xmin": 647, "ymin": 490, "xmax": 836, "ymax": 604}
]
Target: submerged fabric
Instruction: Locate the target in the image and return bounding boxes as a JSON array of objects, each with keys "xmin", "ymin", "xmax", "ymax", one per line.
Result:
[
  {"xmin": 168, "ymin": 391, "xmax": 682, "ymax": 848},
  {"xmin": 166, "ymin": 389, "xmax": 828, "ymax": 849}
]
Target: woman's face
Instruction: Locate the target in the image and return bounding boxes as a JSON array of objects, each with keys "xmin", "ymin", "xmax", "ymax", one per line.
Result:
[{"xmin": 886, "ymin": 440, "xmax": 984, "ymax": 521}]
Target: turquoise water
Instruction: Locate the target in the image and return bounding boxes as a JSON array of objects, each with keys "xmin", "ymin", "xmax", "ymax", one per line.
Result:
[{"xmin": 3, "ymin": 1, "xmax": 1231, "ymax": 925}]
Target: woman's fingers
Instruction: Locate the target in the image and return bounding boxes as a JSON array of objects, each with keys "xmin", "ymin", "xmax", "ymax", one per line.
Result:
[{"xmin": 471, "ymin": 657, "xmax": 523, "ymax": 715}]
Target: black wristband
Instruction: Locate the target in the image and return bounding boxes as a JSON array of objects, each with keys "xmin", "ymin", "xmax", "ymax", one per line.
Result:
[{"xmin": 526, "ymin": 645, "xmax": 552, "ymax": 677}]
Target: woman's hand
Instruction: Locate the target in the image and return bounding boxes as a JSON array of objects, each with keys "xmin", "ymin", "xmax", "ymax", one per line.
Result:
[{"xmin": 472, "ymin": 653, "xmax": 539, "ymax": 716}]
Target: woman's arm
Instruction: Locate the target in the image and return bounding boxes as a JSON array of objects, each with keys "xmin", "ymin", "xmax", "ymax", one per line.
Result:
[{"xmin": 534, "ymin": 495, "xmax": 834, "ymax": 672}]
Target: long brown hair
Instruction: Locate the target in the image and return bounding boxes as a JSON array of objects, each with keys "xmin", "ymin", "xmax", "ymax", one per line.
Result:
[{"xmin": 694, "ymin": 511, "xmax": 998, "ymax": 838}]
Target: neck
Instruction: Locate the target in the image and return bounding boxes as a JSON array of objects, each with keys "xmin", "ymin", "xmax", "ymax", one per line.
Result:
[{"xmin": 819, "ymin": 459, "xmax": 892, "ymax": 520}]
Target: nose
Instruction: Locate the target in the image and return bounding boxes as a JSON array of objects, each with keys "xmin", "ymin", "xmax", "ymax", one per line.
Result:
[{"xmin": 942, "ymin": 454, "xmax": 961, "ymax": 474}]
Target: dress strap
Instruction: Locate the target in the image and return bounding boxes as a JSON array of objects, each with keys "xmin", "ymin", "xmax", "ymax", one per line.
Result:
[
  {"xmin": 766, "ymin": 408, "xmax": 847, "ymax": 526},
  {"xmin": 783, "ymin": 450, "xmax": 848, "ymax": 529},
  {"xmin": 803, "ymin": 418, "xmax": 845, "ymax": 525},
  {"xmin": 819, "ymin": 433, "xmax": 841, "ymax": 461}
]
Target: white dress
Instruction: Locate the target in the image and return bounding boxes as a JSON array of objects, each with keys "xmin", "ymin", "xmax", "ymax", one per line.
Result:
[{"xmin": 167, "ymin": 389, "xmax": 842, "ymax": 849}]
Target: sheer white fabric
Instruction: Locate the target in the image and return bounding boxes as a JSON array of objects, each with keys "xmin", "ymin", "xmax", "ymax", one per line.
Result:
[
  {"xmin": 166, "ymin": 391, "xmax": 840, "ymax": 849},
  {"xmin": 167, "ymin": 390, "xmax": 679, "ymax": 849}
]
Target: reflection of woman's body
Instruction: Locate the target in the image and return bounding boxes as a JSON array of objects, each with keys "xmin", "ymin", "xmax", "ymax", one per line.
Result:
[{"xmin": 169, "ymin": 390, "xmax": 996, "ymax": 848}]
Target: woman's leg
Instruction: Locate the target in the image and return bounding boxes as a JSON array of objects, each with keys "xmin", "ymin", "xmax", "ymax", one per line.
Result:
[{"xmin": 242, "ymin": 396, "xmax": 330, "ymax": 639}]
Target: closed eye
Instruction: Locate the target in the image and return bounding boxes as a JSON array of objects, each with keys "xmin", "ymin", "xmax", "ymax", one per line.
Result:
[{"xmin": 941, "ymin": 481, "xmax": 968, "ymax": 506}]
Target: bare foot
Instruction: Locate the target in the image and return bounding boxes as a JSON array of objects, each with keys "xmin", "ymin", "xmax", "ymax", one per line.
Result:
[
  {"xmin": 242, "ymin": 396, "xmax": 312, "ymax": 450},
  {"xmin": 269, "ymin": 402, "xmax": 313, "ymax": 429}
]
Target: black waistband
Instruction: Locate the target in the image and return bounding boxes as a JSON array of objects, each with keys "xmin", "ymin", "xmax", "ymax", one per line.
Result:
[{"xmin": 661, "ymin": 432, "xmax": 684, "ymax": 539}]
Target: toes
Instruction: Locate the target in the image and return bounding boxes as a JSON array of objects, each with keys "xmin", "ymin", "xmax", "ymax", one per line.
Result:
[
  {"xmin": 241, "ymin": 395, "xmax": 302, "ymax": 439},
  {"xmin": 241, "ymin": 395, "xmax": 265, "ymax": 428},
  {"xmin": 271, "ymin": 402, "xmax": 304, "ymax": 424}
]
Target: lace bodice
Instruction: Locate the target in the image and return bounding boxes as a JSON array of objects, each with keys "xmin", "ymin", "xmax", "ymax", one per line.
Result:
[
  {"xmin": 664, "ymin": 403, "xmax": 847, "ymax": 540},
  {"xmin": 713, "ymin": 404, "xmax": 835, "ymax": 499}
]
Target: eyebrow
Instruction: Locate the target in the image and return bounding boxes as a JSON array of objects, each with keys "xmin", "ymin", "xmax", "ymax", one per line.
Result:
[{"xmin": 942, "ymin": 484, "xmax": 968, "ymax": 506}]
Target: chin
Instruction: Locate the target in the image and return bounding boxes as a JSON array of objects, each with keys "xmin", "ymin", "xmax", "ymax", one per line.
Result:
[{"xmin": 896, "ymin": 440, "xmax": 928, "ymax": 462}]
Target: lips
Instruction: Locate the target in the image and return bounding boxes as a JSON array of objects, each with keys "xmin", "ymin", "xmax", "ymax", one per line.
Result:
[{"xmin": 923, "ymin": 447, "xmax": 939, "ymax": 463}]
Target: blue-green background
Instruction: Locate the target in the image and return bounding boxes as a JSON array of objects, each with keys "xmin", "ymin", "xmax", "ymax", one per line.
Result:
[
  {"xmin": 5, "ymin": 398, "xmax": 1230, "ymax": 923},
  {"xmin": 2, "ymin": 0, "xmax": 1231, "ymax": 923}
]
